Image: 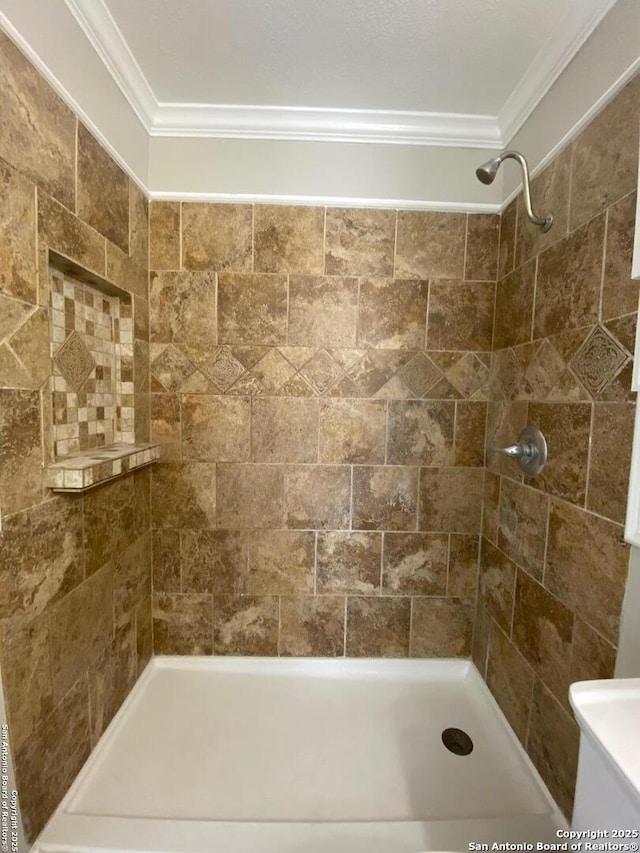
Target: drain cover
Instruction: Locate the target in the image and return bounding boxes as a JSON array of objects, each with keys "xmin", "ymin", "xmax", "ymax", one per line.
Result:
[{"xmin": 441, "ymin": 727, "xmax": 474, "ymax": 755}]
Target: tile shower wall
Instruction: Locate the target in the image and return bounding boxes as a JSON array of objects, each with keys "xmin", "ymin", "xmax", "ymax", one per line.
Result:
[
  {"xmin": 475, "ymin": 75, "xmax": 640, "ymax": 817},
  {"xmin": 0, "ymin": 32, "xmax": 150, "ymax": 840},
  {"xmin": 148, "ymin": 204, "xmax": 499, "ymax": 658}
]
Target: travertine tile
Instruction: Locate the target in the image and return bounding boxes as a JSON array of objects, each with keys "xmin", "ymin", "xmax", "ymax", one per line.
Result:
[
  {"xmin": 319, "ymin": 398, "xmax": 386, "ymax": 464},
  {"xmin": 398, "ymin": 352, "xmax": 442, "ymax": 397},
  {"xmin": 410, "ymin": 597, "xmax": 473, "ymax": 657},
  {"xmin": 454, "ymin": 401, "xmax": 486, "ymax": 467},
  {"xmin": 382, "ymin": 532, "xmax": 448, "ymax": 595},
  {"xmin": 151, "ymin": 394, "xmax": 181, "ymax": 462},
  {"xmin": 419, "ymin": 467, "xmax": 483, "ymax": 533},
  {"xmin": 182, "ymin": 529, "xmax": 248, "ymax": 594},
  {"xmin": 150, "ymin": 271, "xmax": 217, "ymax": 346},
  {"xmin": 151, "ymin": 462, "xmax": 217, "ymax": 529},
  {"xmin": 512, "ymin": 569, "xmax": 574, "ymax": 703},
  {"xmin": 213, "ymin": 595, "xmax": 279, "ymax": 655},
  {"xmin": 346, "ymin": 350, "xmax": 414, "ymax": 396},
  {"xmin": 182, "ymin": 395, "xmax": 251, "ymax": 461},
  {"xmin": 472, "ymin": 600, "xmax": 490, "ymax": 676},
  {"xmin": 486, "ymin": 401, "xmax": 528, "ymax": 478},
  {"xmin": 317, "ymin": 531, "xmax": 382, "ymax": 594},
  {"xmin": 465, "ymin": 214, "xmax": 499, "ymax": 281},
  {"xmin": 152, "ymin": 529, "xmax": 181, "ymax": 592},
  {"xmin": 289, "ymin": 275, "xmax": 358, "ymax": 347},
  {"xmin": 0, "ymin": 32, "xmax": 75, "ymax": 209},
  {"xmin": 479, "ymin": 538, "xmax": 516, "ymax": 632},
  {"xmin": 448, "ymin": 534, "xmax": 479, "ymax": 597},
  {"xmin": 546, "ymin": 500, "xmax": 628, "ymax": 643},
  {"xmin": 0, "ymin": 160, "xmax": 37, "ymax": 303},
  {"xmin": 527, "ymin": 403, "xmax": 591, "ymax": 505},
  {"xmin": 77, "ymin": 124, "xmax": 129, "ymax": 252},
  {"xmin": 83, "ymin": 475, "xmax": 136, "ymax": 574},
  {"xmin": 427, "ymin": 280, "xmax": 494, "ymax": 351},
  {"xmin": 346, "ymin": 597, "xmax": 410, "ymax": 657},
  {"xmin": 113, "ymin": 534, "xmax": 151, "ymax": 630},
  {"xmin": 0, "ymin": 389, "xmax": 41, "ymax": 514},
  {"xmin": 353, "ymin": 466, "xmax": 418, "ymax": 531},
  {"xmin": 280, "ymin": 596, "xmax": 345, "ymax": 657},
  {"xmin": 14, "ymin": 678, "xmax": 90, "ymax": 841},
  {"xmin": 216, "ymin": 463, "xmax": 283, "ymax": 529},
  {"xmin": 569, "ymin": 617, "xmax": 616, "ymax": 687},
  {"xmin": 153, "ymin": 592, "xmax": 212, "ymax": 654},
  {"xmin": 602, "ymin": 192, "xmax": 638, "ymax": 321},
  {"xmin": 534, "ymin": 215, "xmax": 605, "ymax": 339},
  {"xmin": 218, "ymin": 273, "xmax": 288, "ymax": 345},
  {"xmin": 587, "ymin": 402, "xmax": 634, "ymax": 523},
  {"xmin": 252, "ymin": 397, "xmax": 318, "ymax": 463},
  {"xmin": 247, "ymin": 530, "xmax": 315, "ymax": 594},
  {"xmin": 570, "ymin": 75, "xmax": 640, "ymax": 229},
  {"xmin": 38, "ymin": 192, "xmax": 106, "ymax": 277},
  {"xmin": 182, "ymin": 203, "xmax": 252, "ymax": 271},
  {"xmin": 129, "ymin": 181, "xmax": 148, "ymax": 269},
  {"xmin": 493, "ymin": 261, "xmax": 535, "ymax": 350},
  {"xmin": 482, "ymin": 471, "xmax": 500, "ymax": 544},
  {"xmin": 387, "ymin": 400, "xmax": 454, "ymax": 466},
  {"xmin": 395, "ymin": 212, "xmax": 466, "ymax": 279},
  {"xmin": 254, "ymin": 205, "xmax": 324, "ymax": 274},
  {"xmin": 486, "ymin": 622, "xmax": 534, "ymax": 745},
  {"xmin": 498, "ymin": 199, "xmax": 516, "ymax": 281},
  {"xmin": 284, "ymin": 465, "xmax": 351, "ymax": 529},
  {"xmin": 358, "ymin": 278, "xmax": 428, "ymax": 349},
  {"xmin": 526, "ymin": 679, "xmax": 579, "ymax": 818},
  {"xmin": 498, "ymin": 479, "xmax": 548, "ymax": 579},
  {"xmin": 149, "ymin": 201, "xmax": 181, "ymax": 270},
  {"xmin": 106, "ymin": 242, "xmax": 147, "ymax": 297},
  {"xmin": 325, "ymin": 208, "xmax": 395, "ymax": 276}
]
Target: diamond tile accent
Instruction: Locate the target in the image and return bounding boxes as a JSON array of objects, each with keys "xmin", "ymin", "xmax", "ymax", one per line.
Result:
[
  {"xmin": 300, "ymin": 350, "xmax": 344, "ymax": 394},
  {"xmin": 521, "ymin": 339, "xmax": 566, "ymax": 400},
  {"xmin": 398, "ymin": 352, "xmax": 441, "ymax": 396},
  {"xmin": 251, "ymin": 349, "xmax": 296, "ymax": 393},
  {"xmin": 150, "ymin": 345, "xmax": 196, "ymax": 392},
  {"xmin": 445, "ymin": 353, "xmax": 489, "ymax": 398},
  {"xmin": 491, "ymin": 348, "xmax": 523, "ymax": 400},
  {"xmin": 53, "ymin": 331, "xmax": 95, "ymax": 391},
  {"xmin": 570, "ymin": 326, "xmax": 628, "ymax": 396},
  {"xmin": 201, "ymin": 346, "xmax": 245, "ymax": 392}
]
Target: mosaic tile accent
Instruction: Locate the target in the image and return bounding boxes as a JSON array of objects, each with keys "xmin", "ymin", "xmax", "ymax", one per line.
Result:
[
  {"xmin": 46, "ymin": 442, "xmax": 160, "ymax": 491},
  {"xmin": 49, "ymin": 268, "xmax": 135, "ymax": 456}
]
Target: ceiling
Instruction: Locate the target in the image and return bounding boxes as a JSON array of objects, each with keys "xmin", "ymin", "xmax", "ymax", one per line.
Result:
[{"xmin": 66, "ymin": 0, "xmax": 620, "ymax": 146}]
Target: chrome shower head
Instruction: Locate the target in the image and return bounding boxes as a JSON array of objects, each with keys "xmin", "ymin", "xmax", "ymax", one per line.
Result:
[{"xmin": 475, "ymin": 149, "xmax": 554, "ymax": 232}]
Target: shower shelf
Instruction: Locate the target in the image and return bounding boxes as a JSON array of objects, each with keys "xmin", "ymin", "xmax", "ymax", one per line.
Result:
[{"xmin": 45, "ymin": 442, "xmax": 160, "ymax": 492}]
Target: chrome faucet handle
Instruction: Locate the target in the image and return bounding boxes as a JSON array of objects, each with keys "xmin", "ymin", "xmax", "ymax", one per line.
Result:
[{"xmin": 490, "ymin": 426, "xmax": 547, "ymax": 477}]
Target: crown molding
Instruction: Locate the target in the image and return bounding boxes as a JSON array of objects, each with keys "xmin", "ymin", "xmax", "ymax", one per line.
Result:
[{"xmin": 498, "ymin": 0, "xmax": 621, "ymax": 144}]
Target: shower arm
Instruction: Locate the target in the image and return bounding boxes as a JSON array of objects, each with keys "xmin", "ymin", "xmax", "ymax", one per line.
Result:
[{"xmin": 500, "ymin": 151, "xmax": 553, "ymax": 233}]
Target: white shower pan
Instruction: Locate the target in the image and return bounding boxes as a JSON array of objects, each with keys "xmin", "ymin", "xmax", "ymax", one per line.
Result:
[{"xmin": 35, "ymin": 657, "xmax": 565, "ymax": 853}]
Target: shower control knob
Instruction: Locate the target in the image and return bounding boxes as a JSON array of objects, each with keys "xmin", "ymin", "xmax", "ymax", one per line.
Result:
[{"xmin": 491, "ymin": 425, "xmax": 547, "ymax": 477}]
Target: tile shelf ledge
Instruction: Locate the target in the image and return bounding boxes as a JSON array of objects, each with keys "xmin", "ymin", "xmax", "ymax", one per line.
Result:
[{"xmin": 46, "ymin": 442, "xmax": 160, "ymax": 492}]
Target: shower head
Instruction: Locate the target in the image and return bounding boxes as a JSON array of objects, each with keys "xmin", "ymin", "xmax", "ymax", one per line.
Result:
[{"xmin": 475, "ymin": 149, "xmax": 553, "ymax": 232}]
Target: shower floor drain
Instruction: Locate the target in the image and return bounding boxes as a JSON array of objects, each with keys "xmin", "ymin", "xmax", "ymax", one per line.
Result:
[{"xmin": 441, "ymin": 727, "xmax": 474, "ymax": 755}]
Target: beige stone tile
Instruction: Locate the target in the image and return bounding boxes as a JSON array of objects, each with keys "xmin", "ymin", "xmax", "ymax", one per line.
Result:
[
  {"xmin": 136, "ymin": 598, "xmax": 153, "ymax": 675},
  {"xmin": 254, "ymin": 205, "xmax": 324, "ymax": 274},
  {"xmin": 288, "ymin": 275, "xmax": 358, "ymax": 347},
  {"xmin": 247, "ymin": 530, "xmax": 315, "ymax": 594},
  {"xmin": 534, "ymin": 215, "xmax": 605, "ymax": 339},
  {"xmin": 486, "ymin": 622, "xmax": 535, "ymax": 745},
  {"xmin": 129, "ymin": 181, "xmax": 148, "ymax": 269},
  {"xmin": 216, "ymin": 463, "xmax": 283, "ymax": 529},
  {"xmin": 498, "ymin": 479, "xmax": 548, "ymax": 580},
  {"xmin": 152, "ymin": 528, "xmax": 181, "ymax": 593},
  {"xmin": 382, "ymin": 532, "xmax": 447, "ymax": 595},
  {"xmin": 482, "ymin": 471, "xmax": 500, "ymax": 544},
  {"xmin": 0, "ymin": 160, "xmax": 37, "ymax": 304},
  {"xmin": 106, "ymin": 242, "xmax": 148, "ymax": 298},
  {"xmin": 113, "ymin": 534, "xmax": 151, "ymax": 630},
  {"xmin": 150, "ymin": 270, "xmax": 216, "ymax": 346},
  {"xmin": 133, "ymin": 468, "xmax": 152, "ymax": 539},
  {"xmin": 213, "ymin": 595, "xmax": 279, "ymax": 655},
  {"xmin": 317, "ymin": 531, "xmax": 382, "ymax": 594},
  {"xmin": 465, "ymin": 214, "xmax": 499, "ymax": 281},
  {"xmin": 546, "ymin": 500, "xmax": 629, "ymax": 644},
  {"xmin": 353, "ymin": 465, "xmax": 418, "ymax": 531},
  {"xmin": 358, "ymin": 278, "xmax": 428, "ymax": 349},
  {"xmin": 14, "ymin": 678, "xmax": 90, "ymax": 842},
  {"xmin": 38, "ymin": 192, "xmax": 106, "ymax": 277},
  {"xmin": 252, "ymin": 397, "xmax": 318, "ymax": 463},
  {"xmin": 493, "ymin": 260, "xmax": 535, "ymax": 350},
  {"xmin": 84, "ymin": 475, "xmax": 136, "ymax": 575},
  {"xmin": 150, "ymin": 394, "xmax": 181, "ymax": 461},
  {"xmin": 0, "ymin": 33, "xmax": 75, "ymax": 209},
  {"xmin": 448, "ymin": 534, "xmax": 479, "ymax": 597},
  {"xmin": 486, "ymin": 401, "xmax": 528, "ymax": 478},
  {"xmin": 587, "ymin": 403, "xmax": 634, "ymax": 523},
  {"xmin": 395, "ymin": 211, "xmax": 466, "ymax": 279},
  {"xmin": 427, "ymin": 280, "xmax": 494, "ymax": 351},
  {"xmin": 479, "ymin": 538, "xmax": 516, "ymax": 632},
  {"xmin": 454, "ymin": 401, "xmax": 486, "ymax": 467},
  {"xmin": 498, "ymin": 199, "xmax": 517, "ymax": 281},
  {"xmin": 527, "ymin": 402, "xmax": 591, "ymax": 505},
  {"xmin": 280, "ymin": 596, "xmax": 345, "ymax": 657},
  {"xmin": 419, "ymin": 467, "xmax": 483, "ymax": 533},
  {"xmin": 284, "ymin": 465, "xmax": 351, "ymax": 529},
  {"xmin": 151, "ymin": 462, "xmax": 217, "ymax": 530},
  {"xmin": 149, "ymin": 201, "xmax": 181, "ymax": 270},
  {"xmin": 569, "ymin": 617, "xmax": 616, "ymax": 686},
  {"xmin": 346, "ymin": 350, "xmax": 414, "ymax": 397},
  {"xmin": 153, "ymin": 592, "xmax": 212, "ymax": 654},
  {"xmin": 346, "ymin": 597, "xmax": 410, "ymax": 657},
  {"xmin": 570, "ymin": 76, "xmax": 640, "ymax": 230},
  {"xmin": 182, "ymin": 203, "xmax": 252, "ymax": 271},
  {"xmin": 181, "ymin": 529, "xmax": 246, "ymax": 595},
  {"xmin": 325, "ymin": 208, "xmax": 395, "ymax": 276},
  {"xmin": 150, "ymin": 344, "xmax": 197, "ymax": 392},
  {"xmin": 218, "ymin": 273, "xmax": 288, "ymax": 345},
  {"xmin": 77, "ymin": 124, "xmax": 129, "ymax": 252},
  {"xmin": 318, "ymin": 398, "xmax": 386, "ymax": 464},
  {"xmin": 387, "ymin": 400, "xmax": 454, "ymax": 466},
  {"xmin": 182, "ymin": 395, "xmax": 251, "ymax": 462},
  {"xmin": 526, "ymin": 679, "xmax": 579, "ymax": 818},
  {"xmin": 0, "ymin": 389, "xmax": 41, "ymax": 515},
  {"xmin": 602, "ymin": 191, "xmax": 638, "ymax": 321},
  {"xmin": 472, "ymin": 601, "xmax": 491, "ymax": 677},
  {"xmin": 410, "ymin": 597, "xmax": 473, "ymax": 657}
]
